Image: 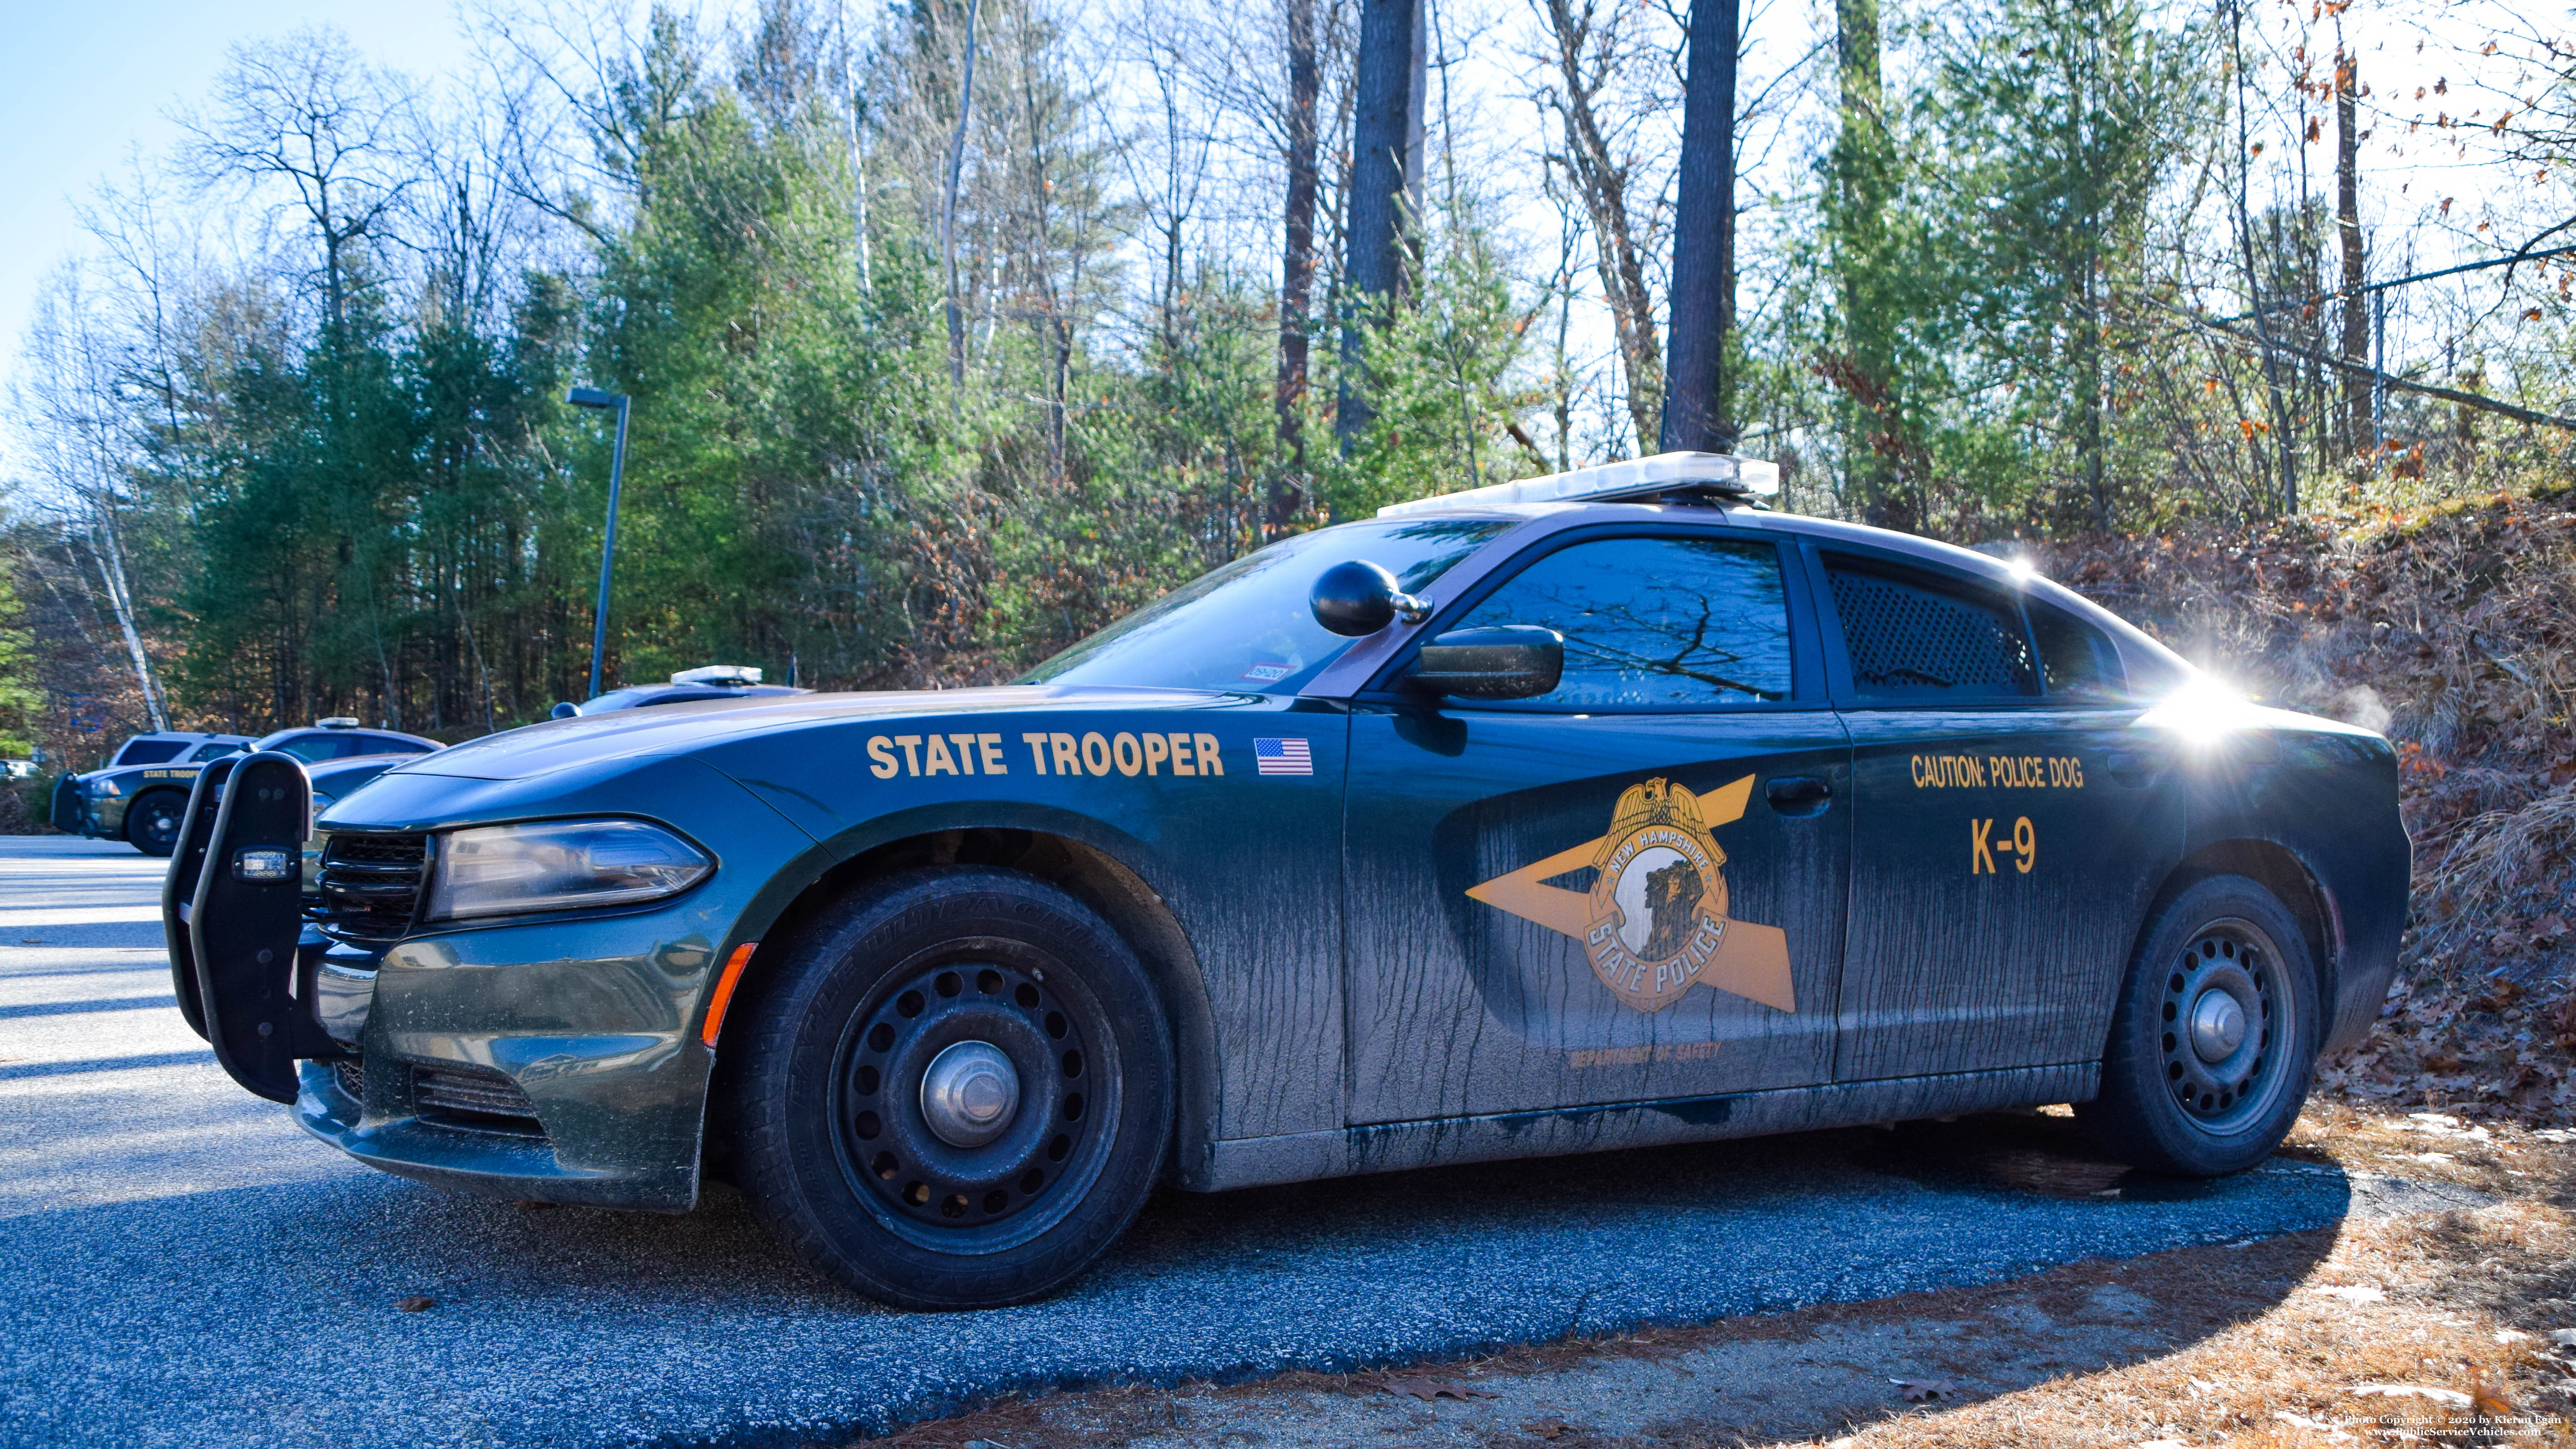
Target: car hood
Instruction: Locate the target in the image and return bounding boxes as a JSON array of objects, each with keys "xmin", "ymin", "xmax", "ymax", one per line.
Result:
[{"xmin": 389, "ymin": 685, "xmax": 1240, "ymax": 783}]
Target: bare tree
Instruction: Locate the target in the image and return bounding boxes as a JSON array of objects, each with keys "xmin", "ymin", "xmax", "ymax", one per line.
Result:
[
  {"xmin": 1531, "ymin": 0, "xmax": 1665, "ymax": 452},
  {"xmin": 181, "ymin": 28, "xmax": 417, "ymax": 338},
  {"xmin": 9, "ymin": 266, "xmax": 169, "ymax": 731}
]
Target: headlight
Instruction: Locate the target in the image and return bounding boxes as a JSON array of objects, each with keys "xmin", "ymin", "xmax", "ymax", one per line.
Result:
[
  {"xmin": 90, "ymin": 777, "xmax": 124, "ymax": 798},
  {"xmin": 426, "ymin": 819, "xmax": 713, "ymax": 920}
]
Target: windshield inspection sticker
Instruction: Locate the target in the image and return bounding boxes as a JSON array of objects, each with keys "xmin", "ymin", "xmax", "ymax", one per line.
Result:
[
  {"xmin": 1237, "ymin": 661, "xmax": 1294, "ymax": 684},
  {"xmin": 1465, "ymin": 775, "xmax": 1796, "ymax": 1013}
]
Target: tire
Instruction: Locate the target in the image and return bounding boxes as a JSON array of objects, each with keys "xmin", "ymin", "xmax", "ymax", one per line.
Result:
[
  {"xmin": 2078, "ymin": 873, "xmax": 2320, "ymax": 1177},
  {"xmin": 727, "ymin": 867, "xmax": 1174, "ymax": 1310},
  {"xmin": 124, "ymin": 791, "xmax": 187, "ymax": 857}
]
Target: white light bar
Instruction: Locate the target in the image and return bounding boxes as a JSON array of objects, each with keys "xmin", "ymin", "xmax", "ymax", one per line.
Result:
[
  {"xmin": 670, "ymin": 664, "xmax": 764, "ymax": 686},
  {"xmin": 1377, "ymin": 451, "xmax": 1779, "ymax": 519}
]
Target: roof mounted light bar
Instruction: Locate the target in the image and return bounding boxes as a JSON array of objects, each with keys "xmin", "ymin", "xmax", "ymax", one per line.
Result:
[
  {"xmin": 1376, "ymin": 451, "xmax": 1779, "ymax": 519},
  {"xmin": 670, "ymin": 665, "xmax": 764, "ymax": 686}
]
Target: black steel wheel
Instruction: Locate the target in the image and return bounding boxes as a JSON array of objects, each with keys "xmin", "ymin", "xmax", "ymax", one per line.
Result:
[
  {"xmin": 727, "ymin": 867, "xmax": 1173, "ymax": 1309},
  {"xmin": 2079, "ymin": 874, "xmax": 2319, "ymax": 1177},
  {"xmin": 124, "ymin": 791, "xmax": 187, "ymax": 858}
]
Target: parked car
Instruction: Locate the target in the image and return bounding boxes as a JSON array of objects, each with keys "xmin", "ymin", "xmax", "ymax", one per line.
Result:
[
  {"xmin": 67, "ymin": 719, "xmax": 438, "ymax": 856},
  {"xmin": 552, "ymin": 665, "xmax": 811, "ymax": 718},
  {"xmin": 168, "ymin": 452, "xmax": 2407, "ymax": 1312}
]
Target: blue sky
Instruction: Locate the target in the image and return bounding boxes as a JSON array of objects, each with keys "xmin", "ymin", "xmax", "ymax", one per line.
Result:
[{"xmin": 0, "ymin": 1, "xmax": 474, "ymax": 390}]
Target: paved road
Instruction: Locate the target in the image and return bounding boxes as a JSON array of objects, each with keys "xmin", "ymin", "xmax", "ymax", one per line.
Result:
[{"xmin": 0, "ymin": 834, "xmax": 2430, "ymax": 1449}]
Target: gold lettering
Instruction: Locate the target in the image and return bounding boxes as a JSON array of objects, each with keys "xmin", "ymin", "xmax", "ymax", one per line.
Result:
[
  {"xmin": 1022, "ymin": 732, "xmax": 1051, "ymax": 773},
  {"xmin": 1051, "ymin": 733, "xmax": 1081, "ymax": 775},
  {"xmin": 2014, "ymin": 815, "xmax": 2036, "ymax": 873},
  {"xmin": 1080, "ymin": 732, "xmax": 1112, "ymax": 776},
  {"xmin": 946, "ymin": 733, "xmax": 978, "ymax": 774},
  {"xmin": 924, "ymin": 735, "xmax": 959, "ymax": 775},
  {"xmin": 1112, "ymin": 732, "xmax": 1143, "ymax": 776},
  {"xmin": 1194, "ymin": 733, "xmax": 1223, "ymax": 775},
  {"xmin": 867, "ymin": 736, "xmax": 900, "ymax": 780},
  {"xmin": 894, "ymin": 735, "xmax": 924, "ymax": 776},
  {"xmin": 1168, "ymin": 733, "xmax": 1196, "ymax": 775},
  {"xmin": 1971, "ymin": 817, "xmax": 1996, "ymax": 874},
  {"xmin": 1142, "ymin": 733, "xmax": 1170, "ymax": 775},
  {"xmin": 977, "ymin": 733, "xmax": 1008, "ymax": 774}
]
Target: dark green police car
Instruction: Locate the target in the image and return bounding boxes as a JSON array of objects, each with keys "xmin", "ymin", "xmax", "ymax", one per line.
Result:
[{"xmin": 166, "ymin": 453, "xmax": 2408, "ymax": 1310}]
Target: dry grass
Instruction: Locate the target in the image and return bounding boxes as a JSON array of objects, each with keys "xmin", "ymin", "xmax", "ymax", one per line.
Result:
[
  {"xmin": 1806, "ymin": 1110, "xmax": 2576, "ymax": 1447},
  {"xmin": 2051, "ymin": 483, "xmax": 2576, "ymax": 1126}
]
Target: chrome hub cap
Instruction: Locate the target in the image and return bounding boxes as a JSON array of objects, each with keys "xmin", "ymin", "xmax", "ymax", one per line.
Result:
[
  {"xmin": 920, "ymin": 1041, "xmax": 1020, "ymax": 1148},
  {"xmin": 2189, "ymin": 990, "xmax": 2247, "ymax": 1062},
  {"xmin": 829, "ymin": 958, "xmax": 1108, "ymax": 1247},
  {"xmin": 2156, "ymin": 918, "xmax": 2297, "ymax": 1133}
]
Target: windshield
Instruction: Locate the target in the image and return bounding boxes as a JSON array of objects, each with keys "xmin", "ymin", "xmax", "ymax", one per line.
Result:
[{"xmin": 1022, "ymin": 518, "xmax": 1513, "ymax": 692}]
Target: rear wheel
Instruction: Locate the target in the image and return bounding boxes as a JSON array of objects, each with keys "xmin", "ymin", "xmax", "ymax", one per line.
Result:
[
  {"xmin": 2078, "ymin": 874, "xmax": 2319, "ymax": 1177},
  {"xmin": 124, "ymin": 791, "xmax": 187, "ymax": 857},
  {"xmin": 727, "ymin": 867, "xmax": 1173, "ymax": 1309}
]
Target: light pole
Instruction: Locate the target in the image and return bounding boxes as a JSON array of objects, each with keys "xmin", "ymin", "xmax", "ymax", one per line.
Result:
[{"xmin": 567, "ymin": 387, "xmax": 630, "ymax": 703}]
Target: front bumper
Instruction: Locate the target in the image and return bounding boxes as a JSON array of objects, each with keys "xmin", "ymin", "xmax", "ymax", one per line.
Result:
[
  {"xmin": 296, "ymin": 909, "xmax": 728, "ymax": 1211},
  {"xmin": 175, "ymin": 753, "xmax": 821, "ymax": 1211}
]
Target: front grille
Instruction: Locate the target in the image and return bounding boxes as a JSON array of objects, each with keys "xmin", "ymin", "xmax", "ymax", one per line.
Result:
[
  {"xmin": 412, "ymin": 1065, "xmax": 545, "ymax": 1136},
  {"xmin": 314, "ymin": 833, "xmax": 431, "ymax": 942},
  {"xmin": 331, "ymin": 1059, "xmax": 365, "ymax": 1104}
]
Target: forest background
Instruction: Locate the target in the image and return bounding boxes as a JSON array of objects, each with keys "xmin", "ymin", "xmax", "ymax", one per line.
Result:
[{"xmin": 7, "ymin": 0, "xmax": 2569, "ymax": 751}]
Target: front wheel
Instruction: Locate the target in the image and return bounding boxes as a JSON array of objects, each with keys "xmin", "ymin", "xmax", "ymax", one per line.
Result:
[
  {"xmin": 124, "ymin": 791, "xmax": 187, "ymax": 857},
  {"xmin": 2078, "ymin": 873, "xmax": 2320, "ymax": 1177},
  {"xmin": 726, "ymin": 867, "xmax": 1174, "ymax": 1309}
]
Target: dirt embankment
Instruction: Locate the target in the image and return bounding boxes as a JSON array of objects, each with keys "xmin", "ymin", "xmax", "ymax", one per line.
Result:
[{"xmin": 2049, "ymin": 485, "xmax": 2576, "ymax": 1125}]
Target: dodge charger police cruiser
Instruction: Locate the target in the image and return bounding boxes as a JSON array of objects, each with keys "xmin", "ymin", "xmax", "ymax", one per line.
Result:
[{"xmin": 163, "ymin": 453, "xmax": 2407, "ymax": 1310}]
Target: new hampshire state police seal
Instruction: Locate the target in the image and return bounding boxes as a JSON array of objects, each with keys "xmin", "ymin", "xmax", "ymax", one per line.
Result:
[{"xmin": 1584, "ymin": 778, "xmax": 1732, "ymax": 1012}]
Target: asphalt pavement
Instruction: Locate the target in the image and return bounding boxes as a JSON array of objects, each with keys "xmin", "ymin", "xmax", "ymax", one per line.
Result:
[{"xmin": 0, "ymin": 834, "xmax": 2441, "ymax": 1449}]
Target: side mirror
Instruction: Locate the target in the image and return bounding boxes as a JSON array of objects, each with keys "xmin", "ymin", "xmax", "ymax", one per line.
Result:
[
  {"xmin": 1310, "ymin": 560, "xmax": 1432, "ymax": 637},
  {"xmin": 1408, "ymin": 625, "xmax": 1564, "ymax": 700},
  {"xmin": 550, "ymin": 702, "xmax": 581, "ymax": 720}
]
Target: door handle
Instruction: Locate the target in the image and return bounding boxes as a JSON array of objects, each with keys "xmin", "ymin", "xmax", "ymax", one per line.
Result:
[
  {"xmin": 1765, "ymin": 775, "xmax": 1834, "ymax": 817},
  {"xmin": 2104, "ymin": 748, "xmax": 2163, "ymax": 788}
]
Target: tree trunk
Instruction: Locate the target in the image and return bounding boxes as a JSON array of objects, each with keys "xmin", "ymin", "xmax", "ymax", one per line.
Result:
[
  {"xmin": 1337, "ymin": 0, "xmax": 1422, "ymax": 453},
  {"xmin": 2335, "ymin": 49, "xmax": 2368, "ymax": 455},
  {"xmin": 1659, "ymin": 0, "xmax": 1739, "ymax": 455},
  {"xmin": 941, "ymin": 0, "xmax": 983, "ymax": 390},
  {"xmin": 1272, "ymin": 0, "xmax": 1322, "ymax": 530}
]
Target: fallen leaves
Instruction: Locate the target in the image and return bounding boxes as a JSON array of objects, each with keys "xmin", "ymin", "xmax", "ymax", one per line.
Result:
[
  {"xmin": 1374, "ymin": 1373, "xmax": 1497, "ymax": 1402},
  {"xmin": 395, "ymin": 1296, "xmax": 435, "ymax": 1313},
  {"xmin": 1522, "ymin": 1419, "xmax": 1570, "ymax": 1439}
]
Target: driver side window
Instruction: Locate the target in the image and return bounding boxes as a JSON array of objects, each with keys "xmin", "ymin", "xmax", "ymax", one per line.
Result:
[{"xmin": 1451, "ymin": 535, "xmax": 1794, "ymax": 708}]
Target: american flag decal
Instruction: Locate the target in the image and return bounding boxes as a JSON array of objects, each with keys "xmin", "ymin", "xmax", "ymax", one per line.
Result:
[{"xmin": 1253, "ymin": 737, "xmax": 1313, "ymax": 776}]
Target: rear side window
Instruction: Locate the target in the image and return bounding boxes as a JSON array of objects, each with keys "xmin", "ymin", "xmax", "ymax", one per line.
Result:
[
  {"xmin": 2028, "ymin": 602, "xmax": 2126, "ymax": 701},
  {"xmin": 1826, "ymin": 558, "xmax": 2036, "ymax": 700},
  {"xmin": 187, "ymin": 742, "xmax": 245, "ymax": 762},
  {"xmin": 363, "ymin": 735, "xmax": 435, "ymax": 755},
  {"xmin": 1451, "ymin": 534, "xmax": 1794, "ymax": 707},
  {"xmin": 272, "ymin": 733, "xmax": 359, "ymax": 763},
  {"xmin": 113, "ymin": 739, "xmax": 186, "ymax": 766}
]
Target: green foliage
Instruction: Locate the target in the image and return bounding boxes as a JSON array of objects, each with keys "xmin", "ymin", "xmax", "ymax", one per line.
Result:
[
  {"xmin": 0, "ymin": 565, "xmax": 39, "ymax": 757},
  {"xmin": 1315, "ymin": 216, "xmax": 1547, "ymax": 520}
]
